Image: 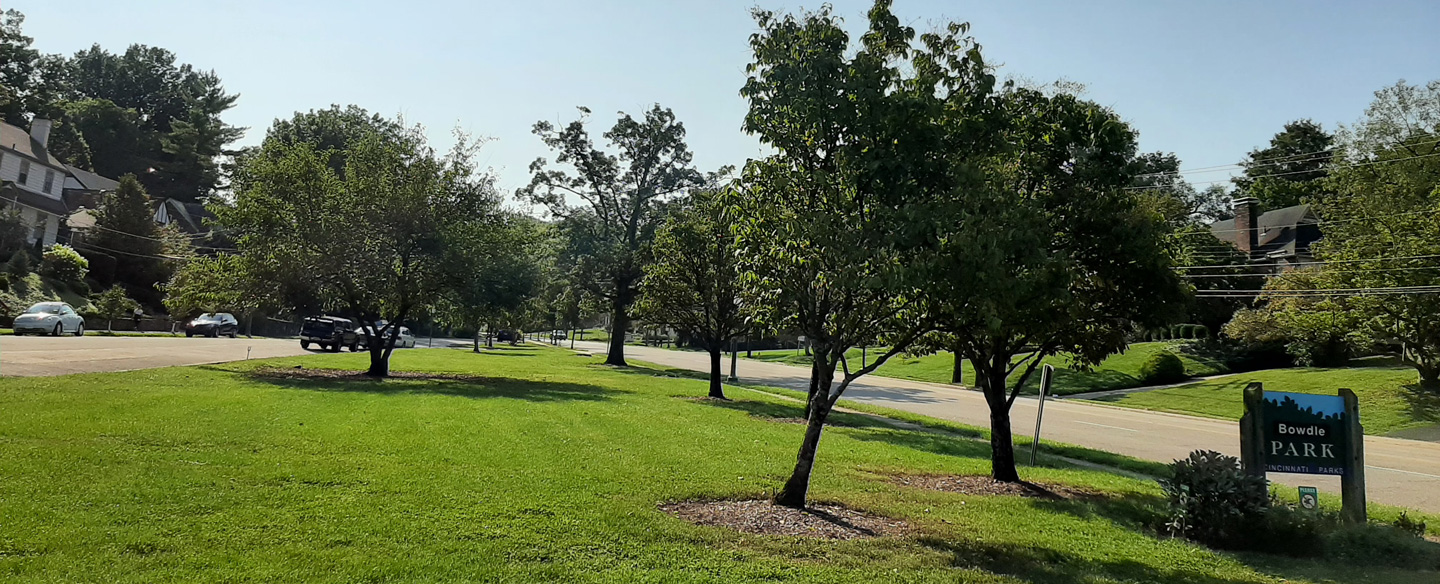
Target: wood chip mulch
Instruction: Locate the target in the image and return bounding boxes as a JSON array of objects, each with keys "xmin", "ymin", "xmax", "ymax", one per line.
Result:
[
  {"xmin": 660, "ymin": 499, "xmax": 908, "ymax": 540},
  {"xmin": 250, "ymin": 367, "xmax": 492, "ymax": 383},
  {"xmin": 888, "ymin": 474, "xmax": 1102, "ymax": 500}
]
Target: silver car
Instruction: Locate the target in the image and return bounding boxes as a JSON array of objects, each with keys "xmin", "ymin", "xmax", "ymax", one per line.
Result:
[{"xmin": 13, "ymin": 302, "xmax": 86, "ymax": 336}]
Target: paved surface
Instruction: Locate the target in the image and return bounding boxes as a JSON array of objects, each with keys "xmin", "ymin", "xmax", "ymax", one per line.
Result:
[
  {"xmin": 0, "ymin": 335, "xmax": 312, "ymax": 377},
  {"xmin": 576, "ymin": 341, "xmax": 1440, "ymax": 514}
]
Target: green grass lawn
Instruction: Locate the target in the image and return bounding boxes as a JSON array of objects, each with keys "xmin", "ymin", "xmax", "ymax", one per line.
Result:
[
  {"xmin": 1089, "ymin": 360, "xmax": 1440, "ymax": 437},
  {"xmin": 748, "ymin": 342, "xmax": 1228, "ymax": 396},
  {"xmin": 1, "ymin": 346, "xmax": 1435, "ymax": 582}
]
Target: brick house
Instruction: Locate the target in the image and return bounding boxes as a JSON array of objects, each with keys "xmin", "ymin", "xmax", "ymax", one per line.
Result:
[{"xmin": 1208, "ymin": 197, "xmax": 1323, "ymax": 271}]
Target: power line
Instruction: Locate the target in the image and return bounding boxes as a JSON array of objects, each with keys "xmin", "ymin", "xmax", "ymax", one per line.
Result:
[
  {"xmin": 1189, "ymin": 209, "xmax": 1433, "ymax": 237},
  {"xmin": 1173, "ymin": 253, "xmax": 1440, "ymax": 271},
  {"xmin": 1194, "ymin": 285, "xmax": 1440, "ymax": 298},
  {"xmin": 1132, "ymin": 137, "xmax": 1440, "ymax": 180},
  {"xmin": 1180, "ymin": 265, "xmax": 1440, "ymax": 278},
  {"xmin": 1126, "ymin": 150, "xmax": 1440, "ymax": 190}
]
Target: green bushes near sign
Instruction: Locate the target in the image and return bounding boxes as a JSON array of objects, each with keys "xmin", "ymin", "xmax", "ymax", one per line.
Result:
[{"xmin": 1159, "ymin": 450, "xmax": 1268, "ymax": 548}]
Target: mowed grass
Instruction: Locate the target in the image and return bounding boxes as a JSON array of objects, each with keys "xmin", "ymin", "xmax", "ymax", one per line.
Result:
[
  {"xmin": 1090, "ymin": 360, "xmax": 1440, "ymax": 437},
  {"xmin": 748, "ymin": 342, "xmax": 1227, "ymax": 396},
  {"xmin": 0, "ymin": 346, "xmax": 1433, "ymax": 583}
]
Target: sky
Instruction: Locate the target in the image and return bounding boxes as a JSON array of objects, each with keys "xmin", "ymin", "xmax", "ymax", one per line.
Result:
[{"xmin": 13, "ymin": 0, "xmax": 1440, "ymax": 198}]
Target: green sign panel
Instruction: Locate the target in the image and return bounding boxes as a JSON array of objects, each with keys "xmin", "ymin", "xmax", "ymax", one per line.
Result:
[
  {"xmin": 1298, "ymin": 486, "xmax": 1319, "ymax": 510},
  {"xmin": 1262, "ymin": 392, "xmax": 1350, "ymax": 476}
]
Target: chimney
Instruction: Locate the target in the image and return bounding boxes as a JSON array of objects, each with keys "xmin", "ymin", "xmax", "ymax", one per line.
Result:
[
  {"xmin": 1232, "ymin": 197, "xmax": 1259, "ymax": 256},
  {"xmin": 30, "ymin": 119, "xmax": 52, "ymax": 149}
]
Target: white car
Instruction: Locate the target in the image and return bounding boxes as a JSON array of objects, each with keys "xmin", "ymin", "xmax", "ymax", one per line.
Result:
[
  {"xmin": 13, "ymin": 302, "xmax": 86, "ymax": 336},
  {"xmin": 352, "ymin": 325, "xmax": 418, "ymax": 349}
]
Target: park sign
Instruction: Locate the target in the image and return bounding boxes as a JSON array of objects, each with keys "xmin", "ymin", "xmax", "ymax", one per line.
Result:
[
  {"xmin": 1240, "ymin": 383, "xmax": 1367, "ymax": 524},
  {"xmin": 1262, "ymin": 392, "xmax": 1348, "ymax": 475}
]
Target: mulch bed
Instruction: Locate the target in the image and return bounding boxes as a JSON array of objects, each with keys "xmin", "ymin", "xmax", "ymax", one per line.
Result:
[
  {"xmin": 251, "ymin": 366, "xmax": 491, "ymax": 383},
  {"xmin": 660, "ymin": 499, "xmax": 908, "ymax": 540},
  {"xmin": 888, "ymin": 474, "xmax": 1102, "ymax": 500}
]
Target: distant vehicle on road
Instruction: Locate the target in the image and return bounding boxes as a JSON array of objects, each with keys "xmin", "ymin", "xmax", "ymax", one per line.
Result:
[
  {"xmin": 496, "ymin": 329, "xmax": 517, "ymax": 342},
  {"xmin": 12, "ymin": 302, "xmax": 85, "ymax": 336},
  {"xmin": 300, "ymin": 316, "xmax": 355, "ymax": 352},
  {"xmin": 350, "ymin": 325, "xmax": 418, "ymax": 350},
  {"xmin": 185, "ymin": 313, "xmax": 239, "ymax": 338}
]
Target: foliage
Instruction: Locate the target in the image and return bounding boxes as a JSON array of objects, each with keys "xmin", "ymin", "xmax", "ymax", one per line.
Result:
[
  {"xmin": 1233, "ymin": 119, "xmax": 1335, "ymax": 210},
  {"xmin": 1324, "ymin": 523, "xmax": 1440, "ymax": 570},
  {"xmin": 1392, "ymin": 512, "xmax": 1428, "ymax": 539},
  {"xmin": 1139, "ymin": 352, "xmax": 1187, "ymax": 385},
  {"xmin": 1222, "ymin": 270, "xmax": 1356, "ymax": 367},
  {"xmin": 518, "ymin": 105, "xmax": 705, "ymax": 366},
  {"xmin": 40, "ymin": 243, "xmax": 88, "ymax": 283},
  {"xmin": 4, "ymin": 248, "xmax": 30, "ymax": 278},
  {"xmin": 82, "ymin": 174, "xmax": 166, "ymax": 305},
  {"xmin": 220, "ymin": 108, "xmax": 500, "ymax": 376},
  {"xmin": 636, "ymin": 189, "xmax": 748, "ymax": 398},
  {"xmin": 1312, "ymin": 79, "xmax": 1440, "ymax": 390},
  {"xmin": 91, "ymin": 285, "xmax": 138, "ymax": 329},
  {"xmin": 735, "ymin": 0, "xmax": 1000, "ymax": 506},
  {"xmin": 438, "ymin": 213, "xmax": 549, "ymax": 350},
  {"xmin": 162, "ymin": 253, "xmax": 267, "ymax": 320},
  {"xmin": 1159, "ymin": 450, "xmax": 1269, "ymax": 549},
  {"xmin": 0, "ymin": 208, "xmax": 29, "ymax": 258}
]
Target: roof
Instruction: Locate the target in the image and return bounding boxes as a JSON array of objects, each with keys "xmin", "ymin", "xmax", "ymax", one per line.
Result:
[
  {"xmin": 154, "ymin": 198, "xmax": 215, "ymax": 234},
  {"xmin": 63, "ymin": 164, "xmax": 119, "ymax": 192},
  {"xmin": 0, "ymin": 121, "xmax": 64, "ymax": 169},
  {"xmin": 0, "ymin": 181, "xmax": 70, "ymax": 216},
  {"xmin": 67, "ymin": 208, "xmax": 96, "ymax": 230},
  {"xmin": 1210, "ymin": 204, "xmax": 1320, "ymax": 258}
]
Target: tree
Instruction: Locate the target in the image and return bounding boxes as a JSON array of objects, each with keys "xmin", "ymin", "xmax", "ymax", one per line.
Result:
[
  {"xmin": 1222, "ymin": 271, "xmax": 1357, "ymax": 367},
  {"xmin": 440, "ymin": 213, "xmax": 548, "ymax": 352},
  {"xmin": 0, "ymin": 209, "xmax": 28, "ymax": 259},
  {"xmin": 92, "ymin": 285, "xmax": 139, "ymax": 332},
  {"xmin": 636, "ymin": 189, "xmax": 748, "ymax": 399},
  {"xmin": 1233, "ymin": 120, "xmax": 1335, "ymax": 210},
  {"xmin": 518, "ymin": 105, "xmax": 705, "ymax": 367},
  {"xmin": 221, "ymin": 109, "xmax": 499, "ymax": 376},
  {"xmin": 81, "ymin": 174, "xmax": 166, "ymax": 303},
  {"xmin": 927, "ymin": 86, "xmax": 1187, "ymax": 482},
  {"xmin": 1311, "ymin": 79, "xmax": 1440, "ymax": 390},
  {"xmin": 40, "ymin": 244, "xmax": 88, "ymax": 283},
  {"xmin": 735, "ymin": 1, "xmax": 997, "ymax": 507}
]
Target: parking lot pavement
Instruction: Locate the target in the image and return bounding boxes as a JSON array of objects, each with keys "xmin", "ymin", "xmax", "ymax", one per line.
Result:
[{"xmin": 0, "ymin": 335, "xmax": 313, "ymax": 377}]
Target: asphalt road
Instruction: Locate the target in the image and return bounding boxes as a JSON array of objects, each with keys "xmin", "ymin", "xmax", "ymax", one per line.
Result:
[
  {"xmin": 0, "ymin": 335, "xmax": 312, "ymax": 377},
  {"xmin": 574, "ymin": 341, "xmax": 1440, "ymax": 514}
]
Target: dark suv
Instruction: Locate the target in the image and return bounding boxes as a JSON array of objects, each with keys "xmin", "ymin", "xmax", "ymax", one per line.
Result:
[
  {"xmin": 186, "ymin": 313, "xmax": 239, "ymax": 338},
  {"xmin": 300, "ymin": 316, "xmax": 356, "ymax": 352}
]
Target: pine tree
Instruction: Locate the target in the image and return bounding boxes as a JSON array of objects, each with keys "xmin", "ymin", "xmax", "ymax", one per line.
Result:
[{"xmin": 85, "ymin": 175, "xmax": 164, "ymax": 299}]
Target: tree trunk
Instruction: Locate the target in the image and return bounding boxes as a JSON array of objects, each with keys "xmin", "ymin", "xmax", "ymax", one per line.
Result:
[
  {"xmin": 951, "ymin": 351, "xmax": 964, "ymax": 385},
  {"xmin": 776, "ymin": 397, "xmax": 832, "ymax": 508},
  {"xmin": 606, "ymin": 302, "xmax": 629, "ymax": 366},
  {"xmin": 707, "ymin": 347, "xmax": 726, "ymax": 399},
  {"xmin": 366, "ymin": 335, "xmax": 390, "ymax": 377},
  {"xmin": 473, "ymin": 329, "xmax": 481, "ymax": 353},
  {"xmin": 977, "ymin": 359, "xmax": 1020, "ymax": 482},
  {"xmin": 1419, "ymin": 365, "xmax": 1440, "ymax": 392}
]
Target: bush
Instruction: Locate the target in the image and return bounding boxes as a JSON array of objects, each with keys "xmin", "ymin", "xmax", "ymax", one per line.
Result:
[
  {"xmin": 1324, "ymin": 523, "xmax": 1440, "ymax": 570},
  {"xmin": 1139, "ymin": 352, "xmax": 1187, "ymax": 385},
  {"xmin": 5, "ymin": 249, "xmax": 31, "ymax": 278},
  {"xmin": 1160, "ymin": 450, "xmax": 1269, "ymax": 549},
  {"xmin": 1392, "ymin": 512, "xmax": 1428, "ymax": 539},
  {"xmin": 40, "ymin": 244, "xmax": 89, "ymax": 283},
  {"xmin": 1251, "ymin": 503, "xmax": 1338, "ymax": 556}
]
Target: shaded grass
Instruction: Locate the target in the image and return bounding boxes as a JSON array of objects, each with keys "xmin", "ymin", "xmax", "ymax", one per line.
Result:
[
  {"xmin": 0, "ymin": 346, "xmax": 1432, "ymax": 582},
  {"xmin": 747, "ymin": 341, "xmax": 1229, "ymax": 396},
  {"xmin": 1090, "ymin": 365, "xmax": 1440, "ymax": 436}
]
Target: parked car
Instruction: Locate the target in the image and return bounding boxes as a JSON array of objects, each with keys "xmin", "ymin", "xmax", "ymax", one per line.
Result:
[
  {"xmin": 300, "ymin": 316, "xmax": 356, "ymax": 352},
  {"xmin": 350, "ymin": 325, "xmax": 417, "ymax": 350},
  {"xmin": 185, "ymin": 313, "xmax": 239, "ymax": 338},
  {"xmin": 12, "ymin": 302, "xmax": 85, "ymax": 336},
  {"xmin": 496, "ymin": 329, "xmax": 517, "ymax": 342}
]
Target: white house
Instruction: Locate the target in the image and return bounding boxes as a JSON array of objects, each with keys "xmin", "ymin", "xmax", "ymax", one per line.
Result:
[{"xmin": 0, "ymin": 119, "xmax": 74, "ymax": 247}]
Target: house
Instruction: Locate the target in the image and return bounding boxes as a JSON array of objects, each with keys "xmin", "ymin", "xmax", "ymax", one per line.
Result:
[
  {"xmin": 1208, "ymin": 197, "xmax": 1322, "ymax": 271},
  {"xmin": 153, "ymin": 198, "xmax": 215, "ymax": 236},
  {"xmin": 0, "ymin": 119, "xmax": 73, "ymax": 247}
]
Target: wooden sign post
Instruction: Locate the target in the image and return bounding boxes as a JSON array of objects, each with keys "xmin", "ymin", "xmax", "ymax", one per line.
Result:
[{"xmin": 1239, "ymin": 383, "xmax": 1366, "ymax": 523}]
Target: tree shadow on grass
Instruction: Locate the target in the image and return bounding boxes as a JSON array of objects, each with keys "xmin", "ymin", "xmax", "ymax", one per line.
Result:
[
  {"xmin": 229, "ymin": 367, "xmax": 618, "ymax": 402},
  {"xmin": 694, "ymin": 398, "xmax": 893, "ymax": 430},
  {"xmin": 916, "ymin": 537, "xmax": 1289, "ymax": 584}
]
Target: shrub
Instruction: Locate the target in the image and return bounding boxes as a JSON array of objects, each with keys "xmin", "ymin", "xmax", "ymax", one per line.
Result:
[
  {"xmin": 1392, "ymin": 512, "xmax": 1428, "ymax": 539},
  {"xmin": 1251, "ymin": 503, "xmax": 1338, "ymax": 556},
  {"xmin": 5, "ymin": 249, "xmax": 31, "ymax": 277},
  {"xmin": 40, "ymin": 244, "xmax": 89, "ymax": 283},
  {"xmin": 1139, "ymin": 352, "xmax": 1187, "ymax": 385},
  {"xmin": 1324, "ymin": 523, "xmax": 1440, "ymax": 570},
  {"xmin": 1159, "ymin": 450, "xmax": 1269, "ymax": 549}
]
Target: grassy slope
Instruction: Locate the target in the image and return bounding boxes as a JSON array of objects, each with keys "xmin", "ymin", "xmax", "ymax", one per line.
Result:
[
  {"xmin": 1, "ymin": 272, "xmax": 91, "ymax": 315},
  {"xmin": 1090, "ymin": 362, "xmax": 1440, "ymax": 436},
  {"xmin": 748, "ymin": 342, "xmax": 1227, "ymax": 396},
  {"xmin": 0, "ymin": 346, "xmax": 1433, "ymax": 582}
]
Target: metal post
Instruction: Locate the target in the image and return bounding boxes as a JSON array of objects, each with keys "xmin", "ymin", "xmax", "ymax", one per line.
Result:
[
  {"xmin": 1029, "ymin": 364, "xmax": 1054, "ymax": 466},
  {"xmin": 728, "ymin": 337, "xmax": 738, "ymax": 382},
  {"xmin": 1240, "ymin": 382, "xmax": 1266, "ymax": 477}
]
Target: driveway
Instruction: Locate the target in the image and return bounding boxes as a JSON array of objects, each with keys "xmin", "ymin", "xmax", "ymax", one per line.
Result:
[
  {"xmin": 575, "ymin": 341, "xmax": 1440, "ymax": 514},
  {"xmin": 0, "ymin": 335, "xmax": 312, "ymax": 377}
]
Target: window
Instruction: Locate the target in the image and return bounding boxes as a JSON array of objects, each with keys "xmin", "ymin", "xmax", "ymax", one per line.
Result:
[
  {"xmin": 43, "ymin": 169, "xmax": 55, "ymax": 193},
  {"xmin": 18, "ymin": 160, "xmax": 30, "ymax": 185}
]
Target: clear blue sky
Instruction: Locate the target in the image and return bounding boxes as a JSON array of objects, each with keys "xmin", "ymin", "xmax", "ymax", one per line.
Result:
[{"xmin": 14, "ymin": 0, "xmax": 1440, "ymax": 194}]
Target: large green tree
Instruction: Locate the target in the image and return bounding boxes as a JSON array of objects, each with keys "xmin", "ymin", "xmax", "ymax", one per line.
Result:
[
  {"xmin": 518, "ymin": 106, "xmax": 705, "ymax": 367},
  {"xmin": 221, "ymin": 111, "xmax": 499, "ymax": 376},
  {"xmin": 736, "ymin": 1, "xmax": 997, "ymax": 507},
  {"xmin": 80, "ymin": 174, "xmax": 167, "ymax": 304},
  {"xmin": 440, "ymin": 213, "xmax": 549, "ymax": 352},
  {"xmin": 636, "ymin": 189, "xmax": 748, "ymax": 399},
  {"xmin": 927, "ymin": 87, "xmax": 1187, "ymax": 482},
  {"xmin": 1233, "ymin": 119, "xmax": 1335, "ymax": 210},
  {"xmin": 1310, "ymin": 80, "xmax": 1440, "ymax": 389}
]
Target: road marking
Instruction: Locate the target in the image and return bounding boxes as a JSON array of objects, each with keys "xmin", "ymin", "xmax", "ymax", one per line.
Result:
[
  {"xmin": 1074, "ymin": 421, "xmax": 1139, "ymax": 433},
  {"xmin": 1367, "ymin": 465, "xmax": 1440, "ymax": 480}
]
